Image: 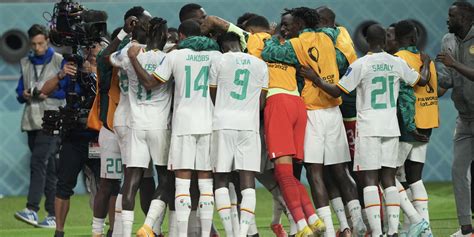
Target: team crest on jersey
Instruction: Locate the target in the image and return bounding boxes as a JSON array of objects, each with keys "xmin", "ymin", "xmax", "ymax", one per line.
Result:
[
  {"xmin": 308, "ymin": 47, "xmax": 320, "ymax": 62},
  {"xmin": 345, "ymin": 67, "xmax": 352, "ymax": 76},
  {"xmin": 470, "ymin": 45, "xmax": 474, "ymax": 55}
]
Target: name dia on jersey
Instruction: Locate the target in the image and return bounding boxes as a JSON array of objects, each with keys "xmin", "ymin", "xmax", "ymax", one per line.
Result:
[
  {"xmin": 236, "ymin": 58, "xmax": 251, "ymax": 65},
  {"xmin": 186, "ymin": 54, "xmax": 209, "ymax": 62},
  {"xmin": 372, "ymin": 63, "xmax": 393, "ymax": 72}
]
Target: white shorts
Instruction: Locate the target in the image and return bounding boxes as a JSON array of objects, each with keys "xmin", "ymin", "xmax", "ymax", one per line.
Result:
[
  {"xmin": 129, "ymin": 129, "xmax": 170, "ymax": 168},
  {"xmin": 168, "ymin": 134, "xmax": 212, "ymax": 171},
  {"xmin": 211, "ymin": 130, "xmax": 261, "ymax": 173},
  {"xmin": 397, "ymin": 141, "xmax": 428, "ymax": 167},
  {"xmin": 304, "ymin": 107, "xmax": 351, "ymax": 165},
  {"xmin": 99, "ymin": 127, "xmax": 123, "ymax": 179},
  {"xmin": 114, "ymin": 126, "xmax": 153, "ymax": 177},
  {"xmin": 114, "ymin": 126, "xmax": 130, "ymax": 166},
  {"xmin": 354, "ymin": 136, "xmax": 399, "ymax": 171}
]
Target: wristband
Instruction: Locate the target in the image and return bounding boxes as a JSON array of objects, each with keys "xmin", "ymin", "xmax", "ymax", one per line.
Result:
[{"xmin": 117, "ymin": 29, "xmax": 128, "ymax": 41}]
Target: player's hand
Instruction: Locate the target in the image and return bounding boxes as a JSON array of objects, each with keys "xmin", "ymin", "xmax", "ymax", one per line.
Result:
[
  {"xmin": 200, "ymin": 16, "xmax": 216, "ymax": 35},
  {"xmin": 23, "ymin": 89, "xmax": 32, "ymax": 100},
  {"xmin": 420, "ymin": 52, "xmax": 431, "ymax": 65},
  {"xmin": 299, "ymin": 65, "xmax": 321, "ymax": 86},
  {"xmin": 63, "ymin": 62, "xmax": 77, "ymax": 77},
  {"xmin": 123, "ymin": 16, "xmax": 139, "ymax": 34},
  {"xmin": 128, "ymin": 45, "xmax": 142, "ymax": 59},
  {"xmin": 409, "ymin": 129, "xmax": 429, "ymax": 142},
  {"xmin": 436, "ymin": 52, "xmax": 456, "ymax": 68}
]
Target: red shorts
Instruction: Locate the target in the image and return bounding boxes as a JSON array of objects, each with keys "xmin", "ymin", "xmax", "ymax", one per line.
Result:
[
  {"xmin": 264, "ymin": 94, "xmax": 307, "ymax": 161},
  {"xmin": 343, "ymin": 119, "xmax": 356, "ymax": 160}
]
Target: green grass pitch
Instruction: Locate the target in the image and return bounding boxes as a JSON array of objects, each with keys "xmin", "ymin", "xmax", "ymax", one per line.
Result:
[{"xmin": 0, "ymin": 182, "xmax": 462, "ymax": 236}]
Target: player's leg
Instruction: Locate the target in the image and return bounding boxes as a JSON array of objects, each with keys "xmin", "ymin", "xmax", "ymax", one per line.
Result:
[
  {"xmin": 239, "ymin": 170, "xmax": 256, "ymax": 237},
  {"xmin": 211, "ymin": 130, "xmax": 236, "ymax": 237},
  {"xmin": 174, "ymin": 169, "xmax": 193, "ymax": 237},
  {"xmin": 303, "ymin": 109, "xmax": 334, "ymax": 235},
  {"xmin": 93, "ymin": 127, "xmax": 123, "ymax": 236},
  {"xmin": 354, "ymin": 136, "xmax": 383, "ymax": 237},
  {"xmin": 324, "ymin": 170, "xmax": 351, "ymax": 236},
  {"xmin": 214, "ymin": 173, "xmax": 233, "ymax": 236},
  {"xmin": 379, "ymin": 137, "xmax": 403, "ymax": 237},
  {"xmin": 54, "ymin": 137, "xmax": 89, "ymax": 237},
  {"xmin": 137, "ymin": 129, "xmax": 171, "ymax": 237},
  {"xmin": 139, "ymin": 169, "xmax": 155, "ymax": 215},
  {"xmin": 111, "ymin": 126, "xmax": 128, "ymax": 237},
  {"xmin": 405, "ymin": 145, "xmax": 430, "ymax": 223}
]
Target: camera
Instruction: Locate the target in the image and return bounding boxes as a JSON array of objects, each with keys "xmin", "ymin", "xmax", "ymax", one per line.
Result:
[
  {"xmin": 49, "ymin": 0, "xmax": 107, "ymax": 47},
  {"xmin": 42, "ymin": 0, "xmax": 103, "ymax": 136},
  {"xmin": 28, "ymin": 87, "xmax": 42, "ymax": 99}
]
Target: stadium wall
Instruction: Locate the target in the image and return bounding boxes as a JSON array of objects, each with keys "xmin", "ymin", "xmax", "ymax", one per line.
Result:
[{"xmin": 0, "ymin": 0, "xmax": 460, "ymax": 196}]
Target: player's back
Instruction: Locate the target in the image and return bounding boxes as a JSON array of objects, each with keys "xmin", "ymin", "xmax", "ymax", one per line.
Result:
[
  {"xmin": 128, "ymin": 50, "xmax": 171, "ymax": 130},
  {"xmin": 155, "ymin": 48, "xmax": 221, "ymax": 135},
  {"xmin": 211, "ymin": 52, "xmax": 268, "ymax": 131},
  {"xmin": 341, "ymin": 52, "xmax": 419, "ymax": 136}
]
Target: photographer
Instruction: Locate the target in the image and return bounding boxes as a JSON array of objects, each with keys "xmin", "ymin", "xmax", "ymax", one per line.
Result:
[
  {"xmin": 42, "ymin": 42, "xmax": 103, "ymax": 237},
  {"xmin": 14, "ymin": 24, "xmax": 65, "ymax": 228}
]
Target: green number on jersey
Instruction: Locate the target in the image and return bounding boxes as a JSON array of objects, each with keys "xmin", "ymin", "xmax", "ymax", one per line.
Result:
[
  {"xmin": 106, "ymin": 158, "xmax": 123, "ymax": 174},
  {"xmin": 137, "ymin": 84, "xmax": 152, "ymax": 100},
  {"xmin": 185, "ymin": 65, "xmax": 209, "ymax": 98},
  {"xmin": 371, "ymin": 76, "xmax": 396, "ymax": 109},
  {"xmin": 119, "ymin": 73, "xmax": 128, "ymax": 92},
  {"xmin": 231, "ymin": 69, "xmax": 250, "ymax": 100}
]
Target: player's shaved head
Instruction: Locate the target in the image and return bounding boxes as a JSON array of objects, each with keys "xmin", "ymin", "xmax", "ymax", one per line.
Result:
[
  {"xmin": 179, "ymin": 3, "xmax": 207, "ymax": 23},
  {"xmin": 316, "ymin": 6, "xmax": 336, "ymax": 27},
  {"xmin": 365, "ymin": 24, "xmax": 386, "ymax": 46},
  {"xmin": 178, "ymin": 19, "xmax": 202, "ymax": 39},
  {"xmin": 237, "ymin": 12, "xmax": 258, "ymax": 28},
  {"xmin": 218, "ymin": 32, "xmax": 242, "ymax": 53}
]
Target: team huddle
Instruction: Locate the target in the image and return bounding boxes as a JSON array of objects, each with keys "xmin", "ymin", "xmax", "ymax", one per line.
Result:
[{"xmin": 81, "ymin": 2, "xmax": 448, "ymax": 237}]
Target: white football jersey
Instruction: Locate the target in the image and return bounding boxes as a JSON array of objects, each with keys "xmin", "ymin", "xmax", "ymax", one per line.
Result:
[
  {"xmin": 153, "ymin": 48, "xmax": 222, "ymax": 135},
  {"xmin": 337, "ymin": 52, "xmax": 419, "ymax": 137},
  {"xmin": 125, "ymin": 49, "xmax": 172, "ymax": 130},
  {"xmin": 110, "ymin": 42, "xmax": 135, "ymax": 127},
  {"xmin": 209, "ymin": 52, "xmax": 268, "ymax": 131}
]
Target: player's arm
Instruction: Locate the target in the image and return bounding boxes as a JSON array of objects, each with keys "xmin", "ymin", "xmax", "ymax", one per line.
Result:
[
  {"xmin": 299, "ymin": 65, "xmax": 342, "ymax": 98},
  {"xmin": 101, "ymin": 17, "xmax": 136, "ymax": 63},
  {"xmin": 128, "ymin": 45, "xmax": 165, "ymax": 90},
  {"xmin": 201, "ymin": 16, "xmax": 248, "ymax": 50},
  {"xmin": 259, "ymin": 90, "xmax": 268, "ymax": 111},
  {"xmin": 260, "ymin": 36, "xmax": 299, "ymax": 65},
  {"xmin": 436, "ymin": 52, "xmax": 474, "ymax": 82},
  {"xmin": 416, "ymin": 53, "xmax": 432, "ymax": 86},
  {"xmin": 210, "ymin": 86, "xmax": 217, "ymax": 105}
]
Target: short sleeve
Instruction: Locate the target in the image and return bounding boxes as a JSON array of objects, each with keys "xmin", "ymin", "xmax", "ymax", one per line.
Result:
[
  {"xmin": 109, "ymin": 48, "xmax": 127, "ymax": 68},
  {"xmin": 152, "ymin": 51, "xmax": 174, "ymax": 83},
  {"xmin": 337, "ymin": 59, "xmax": 363, "ymax": 93},
  {"xmin": 399, "ymin": 58, "xmax": 420, "ymax": 86}
]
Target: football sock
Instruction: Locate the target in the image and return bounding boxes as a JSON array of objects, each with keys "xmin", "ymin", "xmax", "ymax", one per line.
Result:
[
  {"xmin": 198, "ymin": 178, "xmax": 214, "ymax": 237},
  {"xmin": 240, "ymin": 188, "xmax": 256, "ymax": 237},
  {"xmin": 384, "ymin": 186, "xmax": 400, "ymax": 235},
  {"xmin": 316, "ymin": 206, "xmax": 335, "ymax": 236},
  {"xmin": 215, "ymin": 187, "xmax": 234, "ymax": 237},
  {"xmin": 112, "ymin": 194, "xmax": 123, "ymax": 236},
  {"xmin": 364, "ymin": 186, "xmax": 382, "ymax": 236},
  {"xmin": 121, "ymin": 210, "xmax": 134, "ymax": 237},
  {"xmin": 175, "ymin": 178, "xmax": 191, "ymax": 237},
  {"xmin": 92, "ymin": 217, "xmax": 105, "ymax": 235}
]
